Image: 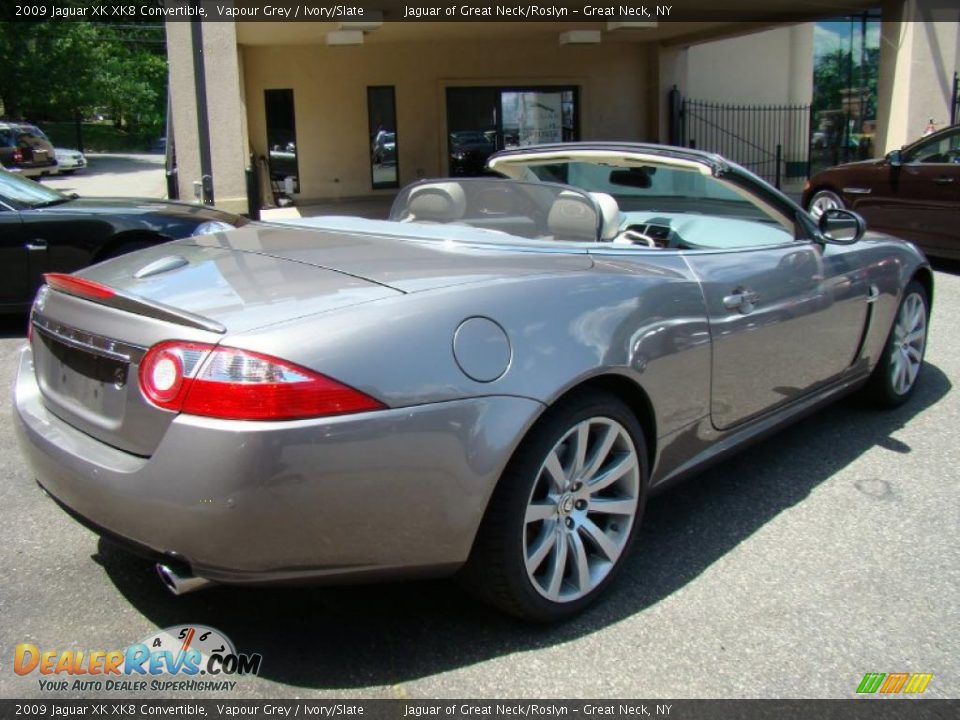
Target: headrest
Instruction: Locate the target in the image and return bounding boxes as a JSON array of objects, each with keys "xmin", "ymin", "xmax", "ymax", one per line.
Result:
[
  {"xmin": 547, "ymin": 191, "xmax": 600, "ymax": 242},
  {"xmin": 406, "ymin": 182, "xmax": 467, "ymax": 222},
  {"xmin": 589, "ymin": 192, "xmax": 622, "ymax": 241}
]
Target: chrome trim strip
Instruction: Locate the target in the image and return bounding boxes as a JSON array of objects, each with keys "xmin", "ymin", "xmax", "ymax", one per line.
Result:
[
  {"xmin": 867, "ymin": 284, "xmax": 880, "ymax": 304},
  {"xmin": 31, "ymin": 313, "xmax": 146, "ymax": 364},
  {"xmin": 842, "ymin": 187, "xmax": 872, "ymax": 195}
]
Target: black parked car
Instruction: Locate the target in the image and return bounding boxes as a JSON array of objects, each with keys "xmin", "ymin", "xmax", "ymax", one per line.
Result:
[
  {"xmin": 0, "ymin": 122, "xmax": 58, "ymax": 178},
  {"xmin": 448, "ymin": 130, "xmax": 496, "ymax": 176},
  {"xmin": 0, "ymin": 168, "xmax": 244, "ymax": 311}
]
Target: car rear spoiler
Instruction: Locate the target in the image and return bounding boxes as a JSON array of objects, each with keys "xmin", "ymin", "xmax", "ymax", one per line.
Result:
[{"xmin": 43, "ymin": 273, "xmax": 226, "ymax": 334}]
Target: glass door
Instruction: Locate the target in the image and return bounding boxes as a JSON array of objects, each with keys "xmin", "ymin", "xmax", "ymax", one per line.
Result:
[{"xmin": 445, "ymin": 86, "xmax": 579, "ymax": 176}]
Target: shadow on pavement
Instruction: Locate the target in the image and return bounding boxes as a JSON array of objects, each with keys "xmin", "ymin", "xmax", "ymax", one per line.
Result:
[
  {"xmin": 930, "ymin": 258, "xmax": 960, "ymax": 276},
  {"xmin": 93, "ymin": 361, "xmax": 952, "ymax": 690},
  {"xmin": 0, "ymin": 313, "xmax": 28, "ymax": 339}
]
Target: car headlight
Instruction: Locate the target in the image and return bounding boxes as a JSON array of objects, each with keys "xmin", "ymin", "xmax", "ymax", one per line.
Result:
[{"xmin": 193, "ymin": 220, "xmax": 235, "ymax": 236}]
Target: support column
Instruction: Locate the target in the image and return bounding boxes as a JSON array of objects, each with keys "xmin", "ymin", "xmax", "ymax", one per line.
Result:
[
  {"xmin": 876, "ymin": 0, "xmax": 960, "ymax": 154},
  {"xmin": 165, "ymin": 21, "xmax": 249, "ymax": 213},
  {"xmin": 654, "ymin": 44, "xmax": 689, "ymax": 144}
]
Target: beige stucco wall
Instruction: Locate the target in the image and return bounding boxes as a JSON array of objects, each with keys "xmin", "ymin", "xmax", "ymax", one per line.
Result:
[
  {"xmin": 876, "ymin": 0, "xmax": 960, "ymax": 153},
  {"xmin": 241, "ymin": 38, "xmax": 649, "ymax": 201},
  {"xmin": 167, "ymin": 22, "xmax": 249, "ymax": 213},
  {"xmin": 685, "ymin": 24, "xmax": 814, "ymax": 105}
]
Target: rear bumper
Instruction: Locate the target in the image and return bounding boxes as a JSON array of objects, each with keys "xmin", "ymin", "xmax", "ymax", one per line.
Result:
[
  {"xmin": 13, "ymin": 346, "xmax": 542, "ymax": 585},
  {"xmin": 7, "ymin": 161, "xmax": 58, "ymax": 177}
]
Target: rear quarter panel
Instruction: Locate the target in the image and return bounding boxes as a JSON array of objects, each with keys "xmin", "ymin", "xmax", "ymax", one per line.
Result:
[{"xmin": 223, "ymin": 254, "xmax": 712, "ymax": 448}]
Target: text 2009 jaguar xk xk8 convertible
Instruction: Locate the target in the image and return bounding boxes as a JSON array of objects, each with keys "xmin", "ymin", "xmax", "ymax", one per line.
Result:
[{"xmin": 14, "ymin": 143, "xmax": 932, "ymax": 621}]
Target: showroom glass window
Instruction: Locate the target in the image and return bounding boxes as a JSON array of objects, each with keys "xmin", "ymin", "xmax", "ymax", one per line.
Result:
[
  {"xmin": 368, "ymin": 87, "xmax": 399, "ymax": 189},
  {"xmin": 265, "ymin": 89, "xmax": 299, "ymax": 194}
]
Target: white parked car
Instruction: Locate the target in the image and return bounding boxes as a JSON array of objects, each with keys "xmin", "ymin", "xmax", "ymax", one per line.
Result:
[{"xmin": 54, "ymin": 147, "xmax": 86, "ymax": 174}]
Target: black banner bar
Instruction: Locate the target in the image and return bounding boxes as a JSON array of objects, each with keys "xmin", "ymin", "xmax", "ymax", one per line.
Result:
[{"xmin": 4, "ymin": 0, "xmax": 960, "ymax": 23}]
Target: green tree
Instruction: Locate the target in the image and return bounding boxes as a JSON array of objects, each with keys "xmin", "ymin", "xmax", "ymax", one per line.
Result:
[{"xmin": 0, "ymin": 20, "xmax": 166, "ymax": 137}]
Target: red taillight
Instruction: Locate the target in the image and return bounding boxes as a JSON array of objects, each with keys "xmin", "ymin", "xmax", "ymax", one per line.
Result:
[
  {"xmin": 44, "ymin": 273, "xmax": 116, "ymax": 301},
  {"xmin": 138, "ymin": 341, "xmax": 384, "ymax": 421}
]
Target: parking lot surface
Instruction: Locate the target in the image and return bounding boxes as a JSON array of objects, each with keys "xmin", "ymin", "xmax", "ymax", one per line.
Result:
[
  {"xmin": 41, "ymin": 153, "xmax": 166, "ymax": 199},
  {"xmin": 0, "ymin": 266, "xmax": 957, "ymax": 700}
]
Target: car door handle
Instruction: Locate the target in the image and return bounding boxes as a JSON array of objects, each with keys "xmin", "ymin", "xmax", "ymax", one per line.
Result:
[
  {"xmin": 25, "ymin": 239, "xmax": 47, "ymax": 251},
  {"xmin": 933, "ymin": 177, "xmax": 954, "ymax": 185},
  {"xmin": 723, "ymin": 289, "xmax": 760, "ymax": 312}
]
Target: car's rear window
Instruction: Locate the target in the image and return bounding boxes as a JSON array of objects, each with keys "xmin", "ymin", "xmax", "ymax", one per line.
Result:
[
  {"xmin": 16, "ymin": 132, "xmax": 47, "ymax": 144},
  {"xmin": 0, "ymin": 129, "xmax": 15, "ymax": 147}
]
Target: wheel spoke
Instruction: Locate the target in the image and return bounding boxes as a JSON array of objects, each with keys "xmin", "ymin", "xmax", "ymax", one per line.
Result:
[
  {"xmin": 894, "ymin": 353, "xmax": 909, "ymax": 394},
  {"xmin": 905, "ymin": 344, "xmax": 922, "ymax": 363},
  {"xmin": 525, "ymin": 501, "xmax": 556, "ymax": 525},
  {"xmin": 580, "ymin": 518, "xmax": 620, "ymax": 561},
  {"xmin": 544, "ymin": 533, "xmax": 567, "ymax": 599},
  {"xmin": 891, "ymin": 352, "xmax": 903, "ymax": 390},
  {"xmin": 582, "ymin": 424, "xmax": 619, "ymax": 480},
  {"xmin": 905, "ymin": 356, "xmax": 920, "ymax": 386},
  {"xmin": 909, "ymin": 298, "xmax": 923, "ymax": 331},
  {"xmin": 570, "ymin": 422, "xmax": 590, "ymax": 478},
  {"xmin": 905, "ymin": 328, "xmax": 925, "ymax": 345},
  {"xmin": 542, "ymin": 450, "xmax": 567, "ymax": 492},
  {"xmin": 588, "ymin": 452, "xmax": 637, "ymax": 493},
  {"xmin": 588, "ymin": 497, "xmax": 636, "ymax": 516},
  {"xmin": 526, "ymin": 526, "xmax": 558, "ymax": 573},
  {"xmin": 568, "ymin": 531, "xmax": 591, "ymax": 592}
]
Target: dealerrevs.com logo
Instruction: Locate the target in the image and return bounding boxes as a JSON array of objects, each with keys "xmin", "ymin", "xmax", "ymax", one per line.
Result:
[{"xmin": 14, "ymin": 625, "xmax": 262, "ymax": 693}]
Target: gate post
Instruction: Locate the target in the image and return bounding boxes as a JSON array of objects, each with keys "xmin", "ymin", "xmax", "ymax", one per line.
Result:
[
  {"xmin": 668, "ymin": 85, "xmax": 682, "ymax": 146},
  {"xmin": 775, "ymin": 144, "xmax": 782, "ymax": 189},
  {"xmin": 952, "ymin": 71, "xmax": 959, "ymax": 126},
  {"xmin": 245, "ymin": 154, "xmax": 261, "ymax": 221}
]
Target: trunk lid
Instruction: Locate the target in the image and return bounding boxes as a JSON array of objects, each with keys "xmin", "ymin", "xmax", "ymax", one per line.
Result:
[{"xmin": 31, "ymin": 243, "xmax": 401, "ymax": 456}]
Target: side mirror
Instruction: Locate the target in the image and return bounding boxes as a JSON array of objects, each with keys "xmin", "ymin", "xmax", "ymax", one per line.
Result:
[
  {"xmin": 887, "ymin": 149, "xmax": 902, "ymax": 167},
  {"xmin": 819, "ymin": 208, "xmax": 866, "ymax": 244}
]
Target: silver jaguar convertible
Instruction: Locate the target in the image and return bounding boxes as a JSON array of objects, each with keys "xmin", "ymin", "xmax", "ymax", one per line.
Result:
[{"xmin": 13, "ymin": 143, "xmax": 933, "ymax": 621}]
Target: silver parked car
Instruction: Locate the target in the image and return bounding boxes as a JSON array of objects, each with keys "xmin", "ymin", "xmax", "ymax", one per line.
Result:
[{"xmin": 13, "ymin": 143, "xmax": 932, "ymax": 621}]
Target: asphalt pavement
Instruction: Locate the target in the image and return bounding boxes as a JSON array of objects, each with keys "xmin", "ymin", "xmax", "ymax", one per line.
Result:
[
  {"xmin": 40, "ymin": 153, "xmax": 167, "ymax": 199},
  {"xmin": 0, "ymin": 266, "xmax": 957, "ymax": 701}
]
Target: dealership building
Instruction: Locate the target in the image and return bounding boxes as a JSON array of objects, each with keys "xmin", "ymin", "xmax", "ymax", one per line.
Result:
[{"xmin": 165, "ymin": 0, "xmax": 960, "ymax": 213}]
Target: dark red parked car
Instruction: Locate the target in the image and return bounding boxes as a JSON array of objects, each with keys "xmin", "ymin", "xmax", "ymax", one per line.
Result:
[{"xmin": 803, "ymin": 124, "xmax": 960, "ymax": 259}]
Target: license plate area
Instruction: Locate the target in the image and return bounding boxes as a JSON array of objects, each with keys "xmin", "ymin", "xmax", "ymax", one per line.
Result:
[
  {"xmin": 31, "ymin": 315, "xmax": 145, "ymax": 425},
  {"xmin": 37, "ymin": 332, "xmax": 128, "ymax": 417}
]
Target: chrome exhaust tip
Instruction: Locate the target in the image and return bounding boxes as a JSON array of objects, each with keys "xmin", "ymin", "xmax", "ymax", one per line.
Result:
[{"xmin": 156, "ymin": 563, "xmax": 214, "ymax": 596}]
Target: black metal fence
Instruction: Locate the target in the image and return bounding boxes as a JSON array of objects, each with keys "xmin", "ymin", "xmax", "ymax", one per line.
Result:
[{"xmin": 669, "ymin": 88, "xmax": 811, "ymax": 188}]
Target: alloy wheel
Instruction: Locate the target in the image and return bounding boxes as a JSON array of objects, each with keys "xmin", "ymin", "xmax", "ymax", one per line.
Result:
[
  {"xmin": 808, "ymin": 190, "xmax": 843, "ymax": 220},
  {"xmin": 891, "ymin": 292, "xmax": 927, "ymax": 395},
  {"xmin": 522, "ymin": 417, "xmax": 640, "ymax": 603}
]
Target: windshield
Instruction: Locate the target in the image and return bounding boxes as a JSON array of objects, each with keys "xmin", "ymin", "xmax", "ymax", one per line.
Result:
[
  {"xmin": 389, "ymin": 178, "xmax": 601, "ymax": 243},
  {"xmin": 451, "ymin": 132, "xmax": 490, "ymax": 145},
  {"xmin": 0, "ymin": 168, "xmax": 68, "ymax": 207},
  {"xmin": 20, "ymin": 125, "xmax": 49, "ymax": 141},
  {"xmin": 519, "ymin": 160, "xmax": 781, "ymax": 225}
]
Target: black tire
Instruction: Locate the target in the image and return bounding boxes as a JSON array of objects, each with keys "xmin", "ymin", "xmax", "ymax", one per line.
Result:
[
  {"xmin": 862, "ymin": 279, "xmax": 929, "ymax": 408},
  {"xmin": 462, "ymin": 389, "xmax": 649, "ymax": 622}
]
